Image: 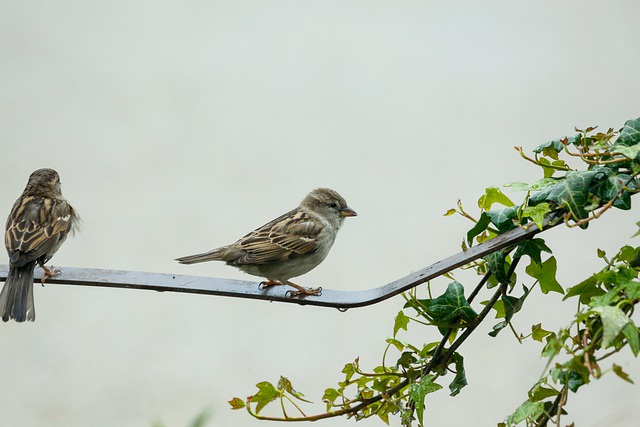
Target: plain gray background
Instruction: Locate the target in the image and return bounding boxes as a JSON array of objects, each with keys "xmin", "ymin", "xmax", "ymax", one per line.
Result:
[{"xmin": 1, "ymin": 1, "xmax": 640, "ymax": 426}]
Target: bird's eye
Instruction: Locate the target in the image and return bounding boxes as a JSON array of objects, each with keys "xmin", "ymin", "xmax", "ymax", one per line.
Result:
[{"xmin": 329, "ymin": 202, "xmax": 338, "ymax": 209}]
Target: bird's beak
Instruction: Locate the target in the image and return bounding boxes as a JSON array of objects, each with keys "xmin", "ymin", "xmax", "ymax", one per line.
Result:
[{"xmin": 340, "ymin": 207, "xmax": 358, "ymax": 217}]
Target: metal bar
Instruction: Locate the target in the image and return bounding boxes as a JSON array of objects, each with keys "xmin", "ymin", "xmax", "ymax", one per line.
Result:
[{"xmin": 0, "ymin": 222, "xmax": 555, "ymax": 309}]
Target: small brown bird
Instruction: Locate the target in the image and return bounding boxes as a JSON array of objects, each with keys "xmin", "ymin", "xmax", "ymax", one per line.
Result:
[
  {"xmin": 1, "ymin": 168, "xmax": 80, "ymax": 322},
  {"xmin": 176, "ymin": 188, "xmax": 356, "ymax": 296}
]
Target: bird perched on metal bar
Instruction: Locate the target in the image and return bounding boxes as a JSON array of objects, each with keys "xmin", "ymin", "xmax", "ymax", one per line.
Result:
[
  {"xmin": 1, "ymin": 168, "xmax": 80, "ymax": 322},
  {"xmin": 176, "ymin": 188, "xmax": 357, "ymax": 297}
]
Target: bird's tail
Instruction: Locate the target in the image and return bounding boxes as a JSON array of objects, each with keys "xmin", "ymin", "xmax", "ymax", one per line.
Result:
[
  {"xmin": 0, "ymin": 261, "xmax": 36, "ymax": 322},
  {"xmin": 175, "ymin": 247, "xmax": 227, "ymax": 265}
]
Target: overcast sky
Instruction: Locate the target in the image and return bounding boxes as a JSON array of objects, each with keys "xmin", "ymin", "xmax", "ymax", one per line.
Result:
[{"xmin": 1, "ymin": 1, "xmax": 640, "ymax": 426}]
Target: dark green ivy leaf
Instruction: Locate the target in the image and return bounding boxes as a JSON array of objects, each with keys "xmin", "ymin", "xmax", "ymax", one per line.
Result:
[
  {"xmin": 448, "ymin": 353, "xmax": 468, "ymax": 397},
  {"xmin": 513, "ymin": 238, "xmax": 552, "ymax": 266},
  {"xmin": 489, "ymin": 285, "xmax": 531, "ymax": 337},
  {"xmin": 485, "ymin": 250, "xmax": 512, "ymax": 286},
  {"xmin": 425, "ymin": 282, "xmax": 478, "ymax": 326},
  {"xmin": 546, "ymin": 170, "xmax": 598, "ymax": 224},
  {"xmin": 486, "ymin": 205, "xmax": 519, "ymax": 232},
  {"xmin": 466, "ymin": 212, "xmax": 491, "ymax": 246},
  {"xmin": 563, "ymin": 276, "xmax": 604, "ymax": 304},
  {"xmin": 617, "ymin": 117, "xmax": 640, "ymax": 146}
]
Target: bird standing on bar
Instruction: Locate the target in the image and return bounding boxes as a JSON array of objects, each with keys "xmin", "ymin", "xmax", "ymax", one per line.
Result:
[
  {"xmin": 1, "ymin": 168, "xmax": 80, "ymax": 322},
  {"xmin": 176, "ymin": 188, "xmax": 357, "ymax": 296}
]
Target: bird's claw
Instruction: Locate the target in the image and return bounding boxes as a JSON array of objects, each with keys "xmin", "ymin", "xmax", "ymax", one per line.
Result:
[
  {"xmin": 285, "ymin": 286, "xmax": 323, "ymax": 298},
  {"xmin": 40, "ymin": 265, "xmax": 61, "ymax": 286}
]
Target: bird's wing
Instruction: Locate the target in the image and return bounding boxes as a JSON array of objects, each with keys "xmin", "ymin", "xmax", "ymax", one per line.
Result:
[
  {"xmin": 5, "ymin": 196, "xmax": 76, "ymax": 267},
  {"xmin": 232, "ymin": 209, "xmax": 323, "ymax": 265}
]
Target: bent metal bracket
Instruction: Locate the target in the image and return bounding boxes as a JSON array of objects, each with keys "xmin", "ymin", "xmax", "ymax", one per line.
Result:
[{"xmin": 0, "ymin": 223, "xmax": 554, "ymax": 310}]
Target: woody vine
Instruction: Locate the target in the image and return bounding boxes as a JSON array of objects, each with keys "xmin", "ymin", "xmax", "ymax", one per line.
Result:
[{"xmin": 228, "ymin": 116, "xmax": 640, "ymax": 426}]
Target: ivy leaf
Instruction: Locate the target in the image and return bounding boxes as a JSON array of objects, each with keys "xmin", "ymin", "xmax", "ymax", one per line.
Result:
[
  {"xmin": 486, "ymin": 206, "xmax": 519, "ymax": 232},
  {"xmin": 591, "ymin": 173, "xmax": 634, "ymax": 210},
  {"xmin": 563, "ymin": 276, "xmax": 604, "ymax": 303},
  {"xmin": 505, "ymin": 400, "xmax": 545, "ymax": 425},
  {"xmin": 611, "ymin": 144, "xmax": 640, "ymax": 160},
  {"xmin": 513, "ymin": 238, "xmax": 552, "ymax": 266},
  {"xmin": 489, "ymin": 286, "xmax": 530, "ymax": 337},
  {"xmin": 521, "ymin": 203, "xmax": 551, "ymax": 230},
  {"xmin": 526, "ymin": 257, "xmax": 564, "ymax": 294},
  {"xmin": 528, "ymin": 385, "xmax": 559, "ymax": 401},
  {"xmin": 425, "ymin": 282, "xmax": 478, "ymax": 325},
  {"xmin": 505, "ymin": 178, "xmax": 559, "ymax": 191},
  {"xmin": 617, "ymin": 117, "xmax": 640, "ymax": 146},
  {"xmin": 394, "ymin": 310, "xmax": 410, "ymax": 337},
  {"xmin": 546, "ymin": 170, "xmax": 598, "ymax": 223},
  {"xmin": 533, "ymin": 138, "xmax": 566, "ymax": 155},
  {"xmin": 466, "ymin": 212, "xmax": 491, "ymax": 246},
  {"xmin": 478, "ymin": 187, "xmax": 515, "ymax": 210},
  {"xmin": 612, "ymin": 364, "xmax": 634, "ymax": 384},
  {"xmin": 228, "ymin": 397, "xmax": 246, "ymax": 410},
  {"xmin": 485, "ymin": 250, "xmax": 512, "ymax": 286},
  {"xmin": 622, "ymin": 323, "xmax": 640, "ymax": 356},
  {"xmin": 590, "ymin": 306, "xmax": 631, "ymax": 348},
  {"xmin": 277, "ymin": 376, "xmax": 311, "ymax": 403},
  {"xmin": 409, "ymin": 375, "xmax": 442, "ymax": 426},
  {"xmin": 251, "ymin": 381, "xmax": 279, "ymax": 414},
  {"xmin": 551, "ymin": 366, "xmax": 588, "ymax": 393},
  {"xmin": 531, "ymin": 323, "xmax": 553, "ymax": 342},
  {"xmin": 322, "ymin": 388, "xmax": 341, "ymax": 407},
  {"xmin": 448, "ymin": 353, "xmax": 468, "ymax": 397}
]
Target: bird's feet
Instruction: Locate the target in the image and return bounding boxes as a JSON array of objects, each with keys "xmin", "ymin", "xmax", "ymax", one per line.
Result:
[
  {"xmin": 259, "ymin": 280, "xmax": 283, "ymax": 289},
  {"xmin": 258, "ymin": 280, "xmax": 322, "ymax": 297},
  {"xmin": 40, "ymin": 264, "xmax": 61, "ymax": 286},
  {"xmin": 284, "ymin": 281, "xmax": 322, "ymax": 298}
]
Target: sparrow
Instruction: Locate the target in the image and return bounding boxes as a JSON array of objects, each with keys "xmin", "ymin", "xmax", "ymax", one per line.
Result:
[
  {"xmin": 176, "ymin": 188, "xmax": 357, "ymax": 296},
  {"xmin": 1, "ymin": 168, "xmax": 80, "ymax": 322}
]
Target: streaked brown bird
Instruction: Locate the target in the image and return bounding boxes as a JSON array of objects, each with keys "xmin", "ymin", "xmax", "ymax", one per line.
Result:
[
  {"xmin": 1, "ymin": 168, "xmax": 80, "ymax": 322},
  {"xmin": 176, "ymin": 188, "xmax": 356, "ymax": 296}
]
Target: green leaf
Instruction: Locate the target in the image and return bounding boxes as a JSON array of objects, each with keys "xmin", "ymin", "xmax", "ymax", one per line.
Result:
[
  {"xmin": 611, "ymin": 144, "xmax": 640, "ymax": 160},
  {"xmin": 342, "ymin": 362, "xmax": 357, "ymax": 381},
  {"xmin": 322, "ymin": 388, "xmax": 340, "ymax": 405},
  {"xmin": 622, "ymin": 323, "xmax": 640, "ymax": 356},
  {"xmin": 528, "ymin": 385, "xmax": 559, "ymax": 402},
  {"xmin": 531, "ymin": 323, "xmax": 552, "ymax": 342},
  {"xmin": 478, "ymin": 187, "xmax": 515, "ymax": 210},
  {"xmin": 521, "ymin": 203, "xmax": 552, "ymax": 230},
  {"xmin": 612, "ymin": 364, "xmax": 634, "ymax": 384},
  {"xmin": 448, "ymin": 353, "xmax": 468, "ymax": 397},
  {"xmin": 551, "ymin": 365, "xmax": 587, "ymax": 392},
  {"xmin": 394, "ymin": 310, "xmax": 410, "ymax": 337},
  {"xmin": 526, "ymin": 257, "xmax": 564, "ymax": 294},
  {"xmin": 489, "ymin": 286, "xmax": 530, "ymax": 337},
  {"xmin": 591, "ymin": 173, "xmax": 634, "ymax": 210},
  {"xmin": 563, "ymin": 276, "xmax": 603, "ymax": 303},
  {"xmin": 504, "ymin": 178, "xmax": 558, "ymax": 191},
  {"xmin": 228, "ymin": 397, "xmax": 246, "ymax": 410},
  {"xmin": 617, "ymin": 117, "xmax": 640, "ymax": 146},
  {"xmin": 409, "ymin": 375, "xmax": 442, "ymax": 425},
  {"xmin": 505, "ymin": 400, "xmax": 545, "ymax": 424},
  {"xmin": 590, "ymin": 306, "xmax": 631, "ymax": 348},
  {"xmin": 513, "ymin": 238, "xmax": 552, "ymax": 266},
  {"xmin": 546, "ymin": 170, "xmax": 598, "ymax": 223},
  {"xmin": 277, "ymin": 376, "xmax": 311, "ymax": 403},
  {"xmin": 485, "ymin": 250, "xmax": 512, "ymax": 286},
  {"xmin": 466, "ymin": 212, "xmax": 491, "ymax": 246},
  {"xmin": 251, "ymin": 381, "xmax": 279, "ymax": 414},
  {"xmin": 533, "ymin": 138, "xmax": 566, "ymax": 155},
  {"xmin": 486, "ymin": 206, "xmax": 519, "ymax": 232},
  {"xmin": 425, "ymin": 282, "xmax": 478, "ymax": 325}
]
